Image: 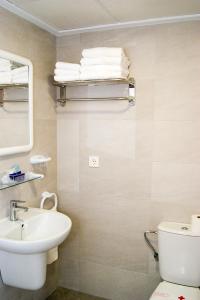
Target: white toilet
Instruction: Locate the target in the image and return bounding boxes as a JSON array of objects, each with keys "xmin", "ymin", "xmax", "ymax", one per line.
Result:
[{"xmin": 150, "ymin": 222, "xmax": 200, "ymax": 300}]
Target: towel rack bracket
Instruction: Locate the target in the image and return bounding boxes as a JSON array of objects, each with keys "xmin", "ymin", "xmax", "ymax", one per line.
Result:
[{"xmin": 0, "ymin": 89, "xmax": 4, "ymax": 107}]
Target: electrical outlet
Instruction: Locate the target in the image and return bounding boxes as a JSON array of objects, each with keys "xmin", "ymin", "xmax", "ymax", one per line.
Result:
[{"xmin": 89, "ymin": 156, "xmax": 99, "ymax": 168}]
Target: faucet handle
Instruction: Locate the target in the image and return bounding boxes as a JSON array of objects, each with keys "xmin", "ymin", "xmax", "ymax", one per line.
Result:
[
  {"xmin": 10, "ymin": 200, "xmax": 26, "ymax": 203},
  {"xmin": 10, "ymin": 200, "xmax": 28, "ymax": 221},
  {"xmin": 10, "ymin": 200, "xmax": 26, "ymax": 206}
]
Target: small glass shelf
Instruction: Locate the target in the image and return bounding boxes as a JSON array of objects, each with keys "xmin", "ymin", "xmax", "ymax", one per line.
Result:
[{"xmin": 0, "ymin": 172, "xmax": 44, "ymax": 190}]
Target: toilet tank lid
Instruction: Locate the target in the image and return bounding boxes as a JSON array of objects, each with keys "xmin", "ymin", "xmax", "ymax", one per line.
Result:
[
  {"xmin": 150, "ymin": 281, "xmax": 200, "ymax": 300},
  {"xmin": 158, "ymin": 222, "xmax": 195, "ymax": 236}
]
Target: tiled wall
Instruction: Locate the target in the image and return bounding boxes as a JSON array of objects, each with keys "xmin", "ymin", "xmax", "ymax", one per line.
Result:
[
  {"xmin": 0, "ymin": 8, "xmax": 57, "ymax": 299},
  {"xmin": 56, "ymin": 21, "xmax": 200, "ymax": 300}
]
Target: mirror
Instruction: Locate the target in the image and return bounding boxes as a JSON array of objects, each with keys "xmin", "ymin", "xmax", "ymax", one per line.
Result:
[{"xmin": 0, "ymin": 50, "xmax": 33, "ymax": 156}]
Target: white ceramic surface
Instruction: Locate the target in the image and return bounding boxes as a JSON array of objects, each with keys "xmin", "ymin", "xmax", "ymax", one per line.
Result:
[
  {"xmin": 40, "ymin": 192, "xmax": 58, "ymax": 264},
  {"xmin": 150, "ymin": 281, "xmax": 200, "ymax": 300},
  {"xmin": 0, "ymin": 208, "xmax": 72, "ymax": 289},
  {"xmin": 158, "ymin": 222, "xmax": 200, "ymax": 287}
]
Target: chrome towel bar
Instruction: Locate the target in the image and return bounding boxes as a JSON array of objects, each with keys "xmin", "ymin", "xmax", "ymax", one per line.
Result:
[{"xmin": 57, "ymin": 96, "xmax": 135, "ymax": 105}]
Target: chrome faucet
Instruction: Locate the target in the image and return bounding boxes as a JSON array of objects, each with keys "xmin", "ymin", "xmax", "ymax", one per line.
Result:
[{"xmin": 10, "ymin": 200, "xmax": 29, "ymax": 221}]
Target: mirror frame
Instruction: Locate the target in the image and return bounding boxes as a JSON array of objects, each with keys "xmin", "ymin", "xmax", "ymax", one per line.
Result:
[{"xmin": 0, "ymin": 49, "xmax": 33, "ymax": 156}]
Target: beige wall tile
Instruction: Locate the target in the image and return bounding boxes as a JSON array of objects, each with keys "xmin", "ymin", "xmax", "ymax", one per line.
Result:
[
  {"xmin": 79, "ymin": 161, "xmax": 151, "ymax": 202},
  {"xmin": 151, "ymin": 162, "xmax": 200, "ymax": 204},
  {"xmin": 58, "ymin": 259, "xmax": 80, "ymax": 291},
  {"xmin": 56, "ymin": 20, "xmax": 200, "ymax": 300},
  {"xmin": 135, "ymin": 79, "xmax": 154, "ymax": 121},
  {"xmin": 0, "ymin": 7, "xmax": 57, "ymax": 299},
  {"xmin": 79, "ymin": 260, "xmax": 117, "ymax": 299},
  {"xmin": 153, "ymin": 121, "xmax": 200, "ymax": 163},
  {"xmin": 149, "ymin": 201, "xmax": 200, "ymax": 229},
  {"xmin": 154, "ymin": 22, "xmax": 200, "ymax": 78},
  {"xmin": 79, "ymin": 229, "xmax": 148, "ymax": 273},
  {"xmin": 79, "ymin": 260, "xmax": 160, "ymax": 300},
  {"xmin": 80, "ymin": 119, "xmax": 136, "ymax": 159},
  {"xmin": 154, "ymin": 72, "xmax": 200, "ymax": 121},
  {"xmin": 57, "ymin": 119, "xmax": 79, "ymax": 192}
]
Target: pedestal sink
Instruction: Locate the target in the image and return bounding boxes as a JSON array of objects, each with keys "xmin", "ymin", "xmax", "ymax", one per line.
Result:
[{"xmin": 0, "ymin": 208, "xmax": 72, "ymax": 290}]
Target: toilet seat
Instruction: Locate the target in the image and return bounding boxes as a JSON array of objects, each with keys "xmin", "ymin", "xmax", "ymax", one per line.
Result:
[{"xmin": 150, "ymin": 281, "xmax": 200, "ymax": 300}]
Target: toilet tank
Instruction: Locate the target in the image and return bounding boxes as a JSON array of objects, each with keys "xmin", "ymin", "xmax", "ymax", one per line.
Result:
[{"xmin": 158, "ymin": 222, "xmax": 200, "ymax": 287}]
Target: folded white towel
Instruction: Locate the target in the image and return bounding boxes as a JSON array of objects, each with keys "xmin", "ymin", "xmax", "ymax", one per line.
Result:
[
  {"xmin": 80, "ymin": 56, "xmax": 130, "ymax": 66},
  {"xmin": 0, "ymin": 65, "xmax": 11, "ymax": 72},
  {"xmin": 12, "ymin": 78, "xmax": 28, "ymax": 84},
  {"xmin": 0, "ymin": 72, "xmax": 12, "ymax": 84},
  {"xmin": 54, "ymin": 69, "xmax": 80, "ymax": 76},
  {"xmin": 12, "ymin": 74, "xmax": 28, "ymax": 81},
  {"xmin": 0, "ymin": 58, "xmax": 11, "ymax": 66},
  {"xmin": 80, "ymin": 70, "xmax": 129, "ymax": 80},
  {"xmin": 81, "ymin": 65, "xmax": 129, "ymax": 74},
  {"xmin": 0, "ymin": 80, "xmax": 12, "ymax": 84},
  {"xmin": 12, "ymin": 74, "xmax": 28, "ymax": 79},
  {"xmin": 55, "ymin": 62, "xmax": 80, "ymax": 71},
  {"xmin": 54, "ymin": 75, "xmax": 80, "ymax": 82},
  {"xmin": 82, "ymin": 47, "xmax": 125, "ymax": 58},
  {"xmin": 12, "ymin": 71, "xmax": 28, "ymax": 77},
  {"xmin": 0, "ymin": 71, "xmax": 11, "ymax": 76},
  {"xmin": 12, "ymin": 66, "xmax": 28, "ymax": 75}
]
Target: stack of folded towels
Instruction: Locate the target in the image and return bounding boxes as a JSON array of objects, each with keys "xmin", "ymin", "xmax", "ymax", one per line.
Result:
[
  {"xmin": 54, "ymin": 62, "xmax": 80, "ymax": 82},
  {"xmin": 0, "ymin": 58, "xmax": 12, "ymax": 84},
  {"xmin": 12, "ymin": 66, "xmax": 29, "ymax": 84},
  {"xmin": 80, "ymin": 47, "xmax": 130, "ymax": 80}
]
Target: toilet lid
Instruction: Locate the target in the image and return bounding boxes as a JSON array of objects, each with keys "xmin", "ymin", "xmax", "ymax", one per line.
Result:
[{"xmin": 150, "ymin": 281, "xmax": 200, "ymax": 300}]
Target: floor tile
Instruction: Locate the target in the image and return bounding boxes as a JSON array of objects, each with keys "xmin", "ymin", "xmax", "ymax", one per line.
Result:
[{"xmin": 46, "ymin": 287, "xmax": 107, "ymax": 300}]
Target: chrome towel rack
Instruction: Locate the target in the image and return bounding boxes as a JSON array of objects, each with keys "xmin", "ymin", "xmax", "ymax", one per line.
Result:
[{"xmin": 53, "ymin": 77, "xmax": 136, "ymax": 106}]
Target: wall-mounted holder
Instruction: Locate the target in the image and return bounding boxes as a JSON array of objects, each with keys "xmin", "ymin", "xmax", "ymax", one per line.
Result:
[
  {"xmin": 30, "ymin": 155, "xmax": 52, "ymax": 165},
  {"xmin": 53, "ymin": 77, "xmax": 136, "ymax": 106}
]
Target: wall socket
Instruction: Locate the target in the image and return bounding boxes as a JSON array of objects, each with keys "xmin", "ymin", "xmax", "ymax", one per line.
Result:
[{"xmin": 89, "ymin": 156, "xmax": 99, "ymax": 168}]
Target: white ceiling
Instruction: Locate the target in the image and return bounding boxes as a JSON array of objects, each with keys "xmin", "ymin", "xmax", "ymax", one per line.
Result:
[{"xmin": 0, "ymin": 0, "xmax": 200, "ymax": 36}]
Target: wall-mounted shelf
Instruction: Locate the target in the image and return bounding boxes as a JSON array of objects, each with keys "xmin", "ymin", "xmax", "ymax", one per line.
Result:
[
  {"xmin": 53, "ymin": 77, "xmax": 134, "ymax": 87},
  {"xmin": 30, "ymin": 155, "xmax": 52, "ymax": 165},
  {"xmin": 53, "ymin": 77, "xmax": 135, "ymax": 106},
  {"xmin": 0, "ymin": 172, "xmax": 44, "ymax": 190}
]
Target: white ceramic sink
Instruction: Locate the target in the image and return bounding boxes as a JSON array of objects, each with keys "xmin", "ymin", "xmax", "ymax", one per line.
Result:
[
  {"xmin": 0, "ymin": 208, "xmax": 72, "ymax": 290},
  {"xmin": 0, "ymin": 208, "xmax": 71, "ymax": 253}
]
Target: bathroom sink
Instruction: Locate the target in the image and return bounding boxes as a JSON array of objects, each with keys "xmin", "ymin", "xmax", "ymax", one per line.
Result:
[
  {"xmin": 0, "ymin": 208, "xmax": 72, "ymax": 254},
  {"xmin": 0, "ymin": 208, "xmax": 72, "ymax": 290}
]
